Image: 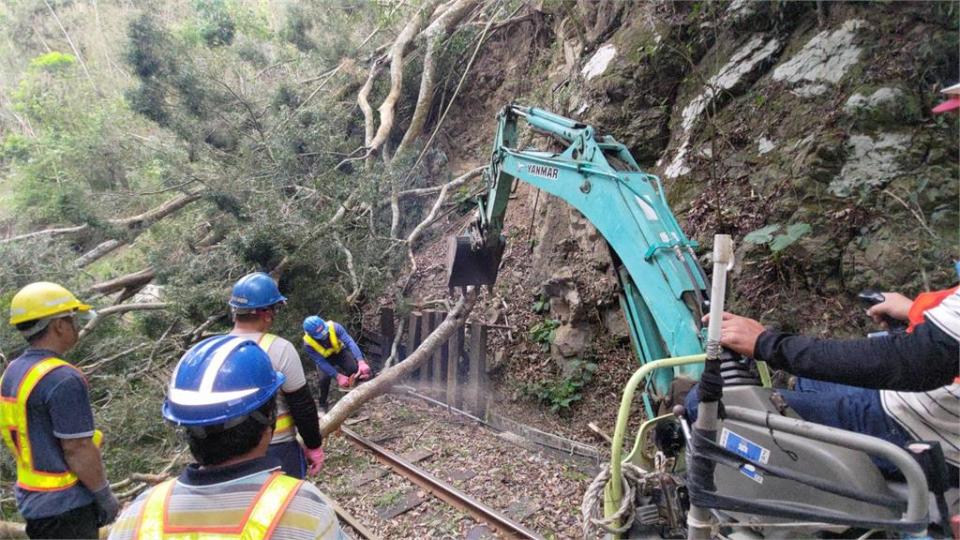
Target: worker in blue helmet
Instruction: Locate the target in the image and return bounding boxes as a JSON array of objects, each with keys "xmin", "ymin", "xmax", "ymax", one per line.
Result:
[
  {"xmin": 302, "ymin": 315, "xmax": 371, "ymax": 412},
  {"xmin": 108, "ymin": 336, "xmax": 344, "ymax": 540},
  {"xmin": 228, "ymin": 272, "xmax": 324, "ymax": 479}
]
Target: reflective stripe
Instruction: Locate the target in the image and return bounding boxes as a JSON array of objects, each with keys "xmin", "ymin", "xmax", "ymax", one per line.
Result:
[
  {"xmin": 274, "ymin": 413, "xmax": 294, "ymax": 435},
  {"xmin": 0, "ymin": 358, "xmax": 101, "ymax": 491},
  {"xmin": 135, "ymin": 472, "xmax": 302, "ymax": 540},
  {"xmin": 257, "ymin": 333, "xmax": 277, "ymax": 351},
  {"xmin": 302, "ymin": 322, "xmax": 341, "ymax": 357}
]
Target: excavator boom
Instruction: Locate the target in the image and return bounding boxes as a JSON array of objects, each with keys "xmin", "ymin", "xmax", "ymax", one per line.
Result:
[{"xmin": 447, "ymin": 105, "xmax": 708, "ymax": 395}]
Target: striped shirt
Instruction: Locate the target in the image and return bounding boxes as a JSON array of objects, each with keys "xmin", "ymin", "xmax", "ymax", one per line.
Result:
[
  {"xmin": 108, "ymin": 457, "xmax": 345, "ymax": 540},
  {"xmin": 881, "ymin": 290, "xmax": 960, "ymax": 467}
]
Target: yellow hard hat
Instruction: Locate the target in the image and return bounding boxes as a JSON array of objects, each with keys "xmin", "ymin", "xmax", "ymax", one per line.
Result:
[{"xmin": 9, "ymin": 282, "xmax": 91, "ymax": 326}]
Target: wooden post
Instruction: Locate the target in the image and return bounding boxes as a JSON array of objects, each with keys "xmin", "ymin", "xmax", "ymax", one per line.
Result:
[
  {"xmin": 432, "ymin": 311, "xmax": 446, "ymax": 399},
  {"xmin": 406, "ymin": 312, "xmax": 421, "ymax": 381},
  {"xmin": 468, "ymin": 323, "xmax": 487, "ymax": 417},
  {"xmin": 377, "ymin": 308, "xmax": 395, "ymax": 371},
  {"xmin": 446, "ymin": 323, "xmax": 463, "ymax": 408}
]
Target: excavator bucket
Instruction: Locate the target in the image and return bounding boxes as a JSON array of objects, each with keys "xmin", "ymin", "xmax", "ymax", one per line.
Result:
[{"xmin": 446, "ymin": 235, "xmax": 505, "ymax": 289}]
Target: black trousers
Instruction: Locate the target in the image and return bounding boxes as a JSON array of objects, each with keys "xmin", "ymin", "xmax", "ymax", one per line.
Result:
[
  {"xmin": 25, "ymin": 502, "xmax": 99, "ymax": 539},
  {"xmin": 317, "ymin": 350, "xmax": 359, "ymax": 408}
]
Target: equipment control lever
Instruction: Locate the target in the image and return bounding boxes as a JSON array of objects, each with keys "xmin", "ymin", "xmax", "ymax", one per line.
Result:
[{"xmin": 858, "ymin": 289, "xmax": 907, "ymax": 332}]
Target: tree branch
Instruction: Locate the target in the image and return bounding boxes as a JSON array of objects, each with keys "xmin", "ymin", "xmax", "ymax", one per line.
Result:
[
  {"xmin": 395, "ymin": 0, "xmax": 480, "ymax": 158},
  {"xmin": 79, "ymin": 303, "xmax": 169, "ymax": 341}
]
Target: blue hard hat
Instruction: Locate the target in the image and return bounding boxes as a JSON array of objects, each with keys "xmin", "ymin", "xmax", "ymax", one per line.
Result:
[
  {"xmin": 303, "ymin": 315, "xmax": 328, "ymax": 338},
  {"xmin": 162, "ymin": 335, "xmax": 285, "ymax": 427},
  {"xmin": 228, "ymin": 272, "xmax": 287, "ymax": 309}
]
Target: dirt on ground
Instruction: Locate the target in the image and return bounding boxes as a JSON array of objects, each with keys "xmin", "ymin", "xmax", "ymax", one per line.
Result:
[{"xmin": 315, "ymin": 393, "xmax": 589, "ymax": 539}]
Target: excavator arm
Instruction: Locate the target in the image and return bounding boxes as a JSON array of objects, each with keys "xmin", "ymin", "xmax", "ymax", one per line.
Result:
[{"xmin": 447, "ymin": 105, "xmax": 708, "ymax": 396}]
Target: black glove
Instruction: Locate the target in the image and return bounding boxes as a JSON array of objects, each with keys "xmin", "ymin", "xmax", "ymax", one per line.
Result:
[{"xmin": 93, "ymin": 484, "xmax": 120, "ymax": 526}]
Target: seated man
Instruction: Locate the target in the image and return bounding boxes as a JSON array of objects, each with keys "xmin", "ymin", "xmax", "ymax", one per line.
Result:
[
  {"xmin": 686, "ymin": 288, "xmax": 958, "ymax": 481},
  {"xmin": 302, "ymin": 315, "xmax": 371, "ymax": 412},
  {"xmin": 108, "ymin": 335, "xmax": 345, "ymax": 540}
]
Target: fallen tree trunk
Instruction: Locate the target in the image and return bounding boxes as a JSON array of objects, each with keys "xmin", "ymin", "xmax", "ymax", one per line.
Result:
[
  {"xmin": 75, "ymin": 239, "xmax": 123, "ymax": 268},
  {"xmin": 113, "ymin": 191, "xmax": 204, "ymax": 230},
  {"xmin": 88, "ymin": 268, "xmax": 156, "ymax": 296},
  {"xmin": 319, "ymin": 289, "xmax": 476, "ymax": 436}
]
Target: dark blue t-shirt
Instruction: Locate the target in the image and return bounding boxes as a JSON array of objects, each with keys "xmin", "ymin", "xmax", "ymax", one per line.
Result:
[{"xmin": 0, "ymin": 348, "xmax": 96, "ymax": 518}]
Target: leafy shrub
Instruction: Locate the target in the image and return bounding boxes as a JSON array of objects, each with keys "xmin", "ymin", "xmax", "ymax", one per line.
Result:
[
  {"xmin": 531, "ymin": 294, "xmax": 550, "ymax": 314},
  {"xmin": 523, "ymin": 359, "xmax": 598, "ymax": 414},
  {"xmin": 528, "ymin": 319, "xmax": 560, "ymax": 351},
  {"xmin": 28, "ymin": 51, "xmax": 76, "ymax": 72},
  {"xmin": 743, "ymin": 222, "xmax": 811, "ymax": 254}
]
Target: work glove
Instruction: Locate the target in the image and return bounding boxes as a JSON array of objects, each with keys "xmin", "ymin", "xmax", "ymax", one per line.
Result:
[
  {"xmin": 304, "ymin": 445, "xmax": 325, "ymax": 475},
  {"xmin": 93, "ymin": 483, "xmax": 120, "ymax": 526},
  {"xmin": 336, "ymin": 373, "xmax": 352, "ymax": 388},
  {"xmin": 356, "ymin": 360, "xmax": 371, "ymax": 380}
]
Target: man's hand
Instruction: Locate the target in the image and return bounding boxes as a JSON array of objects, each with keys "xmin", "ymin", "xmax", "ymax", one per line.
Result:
[
  {"xmin": 336, "ymin": 373, "xmax": 352, "ymax": 388},
  {"xmin": 866, "ymin": 292, "xmax": 912, "ymax": 327},
  {"xmin": 92, "ymin": 483, "xmax": 120, "ymax": 526},
  {"xmin": 304, "ymin": 445, "xmax": 325, "ymax": 475},
  {"xmin": 356, "ymin": 360, "xmax": 371, "ymax": 380},
  {"xmin": 702, "ymin": 312, "xmax": 766, "ymax": 358}
]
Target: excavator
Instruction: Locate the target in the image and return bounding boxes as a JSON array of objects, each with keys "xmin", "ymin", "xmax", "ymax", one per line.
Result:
[{"xmin": 446, "ymin": 105, "xmax": 951, "ymax": 538}]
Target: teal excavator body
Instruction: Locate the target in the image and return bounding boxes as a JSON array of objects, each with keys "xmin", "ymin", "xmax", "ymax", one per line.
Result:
[{"xmin": 447, "ymin": 105, "xmax": 708, "ymax": 396}]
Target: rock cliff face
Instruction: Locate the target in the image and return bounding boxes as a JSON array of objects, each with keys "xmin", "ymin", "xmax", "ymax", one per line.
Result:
[
  {"xmin": 462, "ymin": 2, "xmax": 957, "ymax": 370},
  {"xmin": 422, "ymin": 2, "xmax": 957, "ymax": 430}
]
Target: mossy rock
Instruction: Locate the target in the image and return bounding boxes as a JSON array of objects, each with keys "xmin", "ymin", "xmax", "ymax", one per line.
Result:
[{"xmin": 842, "ymin": 84, "xmax": 922, "ymax": 130}]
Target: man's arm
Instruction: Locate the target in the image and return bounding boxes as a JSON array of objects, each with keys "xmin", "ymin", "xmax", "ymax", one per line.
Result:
[
  {"xmin": 334, "ymin": 323, "xmax": 363, "ymax": 360},
  {"xmin": 61, "ymin": 437, "xmax": 108, "ymax": 491},
  {"xmin": 273, "ymin": 343, "xmax": 323, "ymax": 449},
  {"xmin": 283, "ymin": 385, "xmax": 322, "ymax": 449},
  {"xmin": 755, "ymin": 321, "xmax": 958, "ymax": 391}
]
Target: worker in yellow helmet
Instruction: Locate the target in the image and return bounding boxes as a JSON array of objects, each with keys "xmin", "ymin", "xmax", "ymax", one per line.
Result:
[{"xmin": 1, "ymin": 282, "xmax": 119, "ymax": 539}]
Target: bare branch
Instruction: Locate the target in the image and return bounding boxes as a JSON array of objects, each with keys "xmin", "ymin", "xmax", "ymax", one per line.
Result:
[
  {"xmin": 367, "ymin": 0, "xmax": 445, "ymax": 156},
  {"xmin": 0, "ymin": 224, "xmax": 89, "ymax": 244},
  {"xmin": 88, "ymin": 268, "xmax": 156, "ymax": 297},
  {"xmin": 79, "ymin": 303, "xmax": 169, "ymax": 341},
  {"xmin": 395, "ymin": 0, "xmax": 480, "ymax": 157}
]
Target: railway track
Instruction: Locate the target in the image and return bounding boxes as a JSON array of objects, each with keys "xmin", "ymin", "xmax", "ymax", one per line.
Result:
[{"xmin": 341, "ymin": 425, "xmax": 544, "ymax": 540}]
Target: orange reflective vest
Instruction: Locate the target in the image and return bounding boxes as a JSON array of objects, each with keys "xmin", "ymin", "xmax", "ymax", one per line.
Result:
[
  {"xmin": 134, "ymin": 471, "xmax": 302, "ymax": 540},
  {"xmin": 907, "ymin": 286, "xmax": 959, "ymax": 333},
  {"xmin": 0, "ymin": 358, "xmax": 102, "ymax": 491},
  {"xmin": 256, "ymin": 333, "xmax": 293, "ymax": 437},
  {"xmin": 302, "ymin": 322, "xmax": 341, "ymax": 358}
]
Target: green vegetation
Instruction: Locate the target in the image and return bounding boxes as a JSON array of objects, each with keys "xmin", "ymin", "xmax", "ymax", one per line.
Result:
[
  {"xmin": 528, "ymin": 319, "xmax": 560, "ymax": 351},
  {"xmin": 522, "ymin": 358, "xmax": 597, "ymax": 414},
  {"xmin": 743, "ymin": 222, "xmax": 812, "ymax": 254}
]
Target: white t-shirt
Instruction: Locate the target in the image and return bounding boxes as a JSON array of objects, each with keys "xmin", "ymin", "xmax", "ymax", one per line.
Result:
[
  {"xmin": 230, "ymin": 330, "xmax": 307, "ymax": 444},
  {"xmin": 880, "ymin": 290, "xmax": 960, "ymax": 467}
]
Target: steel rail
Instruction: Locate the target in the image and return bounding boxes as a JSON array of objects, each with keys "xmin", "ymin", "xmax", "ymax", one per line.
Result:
[{"xmin": 341, "ymin": 426, "xmax": 544, "ymax": 540}]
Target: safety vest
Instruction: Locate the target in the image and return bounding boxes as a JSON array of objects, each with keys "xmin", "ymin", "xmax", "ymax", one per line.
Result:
[
  {"xmin": 0, "ymin": 358, "xmax": 102, "ymax": 491},
  {"xmin": 906, "ymin": 286, "xmax": 959, "ymax": 333},
  {"xmin": 255, "ymin": 333, "xmax": 294, "ymax": 437},
  {"xmin": 302, "ymin": 322, "xmax": 341, "ymax": 358},
  {"xmin": 134, "ymin": 471, "xmax": 303, "ymax": 540}
]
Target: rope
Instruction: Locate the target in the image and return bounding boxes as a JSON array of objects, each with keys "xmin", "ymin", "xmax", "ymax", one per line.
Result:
[{"xmin": 580, "ymin": 453, "xmax": 675, "ymax": 538}]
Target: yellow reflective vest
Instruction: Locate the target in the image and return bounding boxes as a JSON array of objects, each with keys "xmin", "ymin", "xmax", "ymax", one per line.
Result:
[
  {"xmin": 255, "ymin": 334, "xmax": 293, "ymax": 437},
  {"xmin": 302, "ymin": 322, "xmax": 342, "ymax": 358},
  {"xmin": 134, "ymin": 472, "xmax": 303, "ymax": 540},
  {"xmin": 0, "ymin": 358, "xmax": 102, "ymax": 491}
]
